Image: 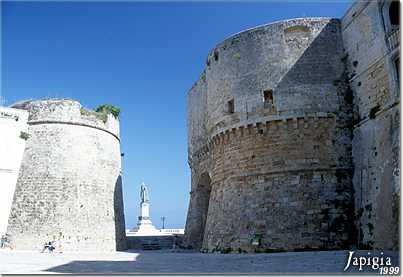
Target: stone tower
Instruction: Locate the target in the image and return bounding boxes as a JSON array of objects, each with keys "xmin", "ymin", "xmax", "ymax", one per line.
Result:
[
  {"xmin": 7, "ymin": 99, "xmax": 127, "ymax": 251},
  {"xmin": 185, "ymin": 18, "xmax": 356, "ymax": 252}
]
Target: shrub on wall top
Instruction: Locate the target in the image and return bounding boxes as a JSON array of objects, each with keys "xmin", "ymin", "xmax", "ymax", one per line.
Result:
[{"xmin": 95, "ymin": 104, "xmax": 121, "ymax": 119}]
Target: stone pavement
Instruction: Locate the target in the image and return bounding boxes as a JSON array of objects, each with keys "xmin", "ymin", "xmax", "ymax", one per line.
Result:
[{"xmin": 0, "ymin": 249, "xmax": 399, "ymax": 274}]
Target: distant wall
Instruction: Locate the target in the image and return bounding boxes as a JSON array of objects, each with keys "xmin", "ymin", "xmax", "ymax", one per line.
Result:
[
  {"xmin": 341, "ymin": 0, "xmax": 400, "ymax": 249},
  {"xmin": 127, "ymin": 235, "xmax": 183, "ymax": 250},
  {"xmin": 0, "ymin": 107, "xmax": 28, "ymax": 237}
]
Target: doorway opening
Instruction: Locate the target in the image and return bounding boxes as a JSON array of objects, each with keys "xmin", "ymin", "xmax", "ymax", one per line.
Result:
[
  {"xmin": 389, "ymin": 1, "xmax": 399, "ymax": 27},
  {"xmin": 197, "ymin": 172, "xmax": 212, "ymax": 248}
]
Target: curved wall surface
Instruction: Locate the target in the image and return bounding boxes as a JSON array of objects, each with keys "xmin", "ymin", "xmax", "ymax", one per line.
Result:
[
  {"xmin": 0, "ymin": 108, "xmax": 28, "ymax": 237},
  {"xmin": 7, "ymin": 99, "xmax": 127, "ymax": 252},
  {"xmin": 185, "ymin": 18, "xmax": 356, "ymax": 252}
]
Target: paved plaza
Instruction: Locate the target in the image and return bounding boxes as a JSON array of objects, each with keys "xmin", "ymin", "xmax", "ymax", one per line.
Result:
[{"xmin": 0, "ymin": 249, "xmax": 399, "ymax": 274}]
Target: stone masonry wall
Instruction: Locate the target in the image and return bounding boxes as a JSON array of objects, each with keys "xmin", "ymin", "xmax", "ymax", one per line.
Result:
[
  {"xmin": 341, "ymin": 0, "xmax": 400, "ymax": 250},
  {"xmin": 205, "ymin": 116, "xmax": 354, "ymax": 252},
  {"xmin": 7, "ymin": 99, "xmax": 127, "ymax": 252},
  {"xmin": 185, "ymin": 18, "xmax": 356, "ymax": 252},
  {"xmin": 184, "ymin": 71, "xmax": 212, "ymax": 249}
]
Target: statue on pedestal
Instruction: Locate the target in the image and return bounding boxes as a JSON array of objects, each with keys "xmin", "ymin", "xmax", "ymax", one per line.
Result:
[
  {"xmin": 140, "ymin": 182, "xmax": 149, "ymax": 203},
  {"xmin": 129, "ymin": 181, "xmax": 159, "ymax": 235}
]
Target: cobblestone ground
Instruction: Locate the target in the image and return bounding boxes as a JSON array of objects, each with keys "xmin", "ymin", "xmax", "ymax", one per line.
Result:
[{"xmin": 0, "ymin": 249, "xmax": 399, "ymax": 274}]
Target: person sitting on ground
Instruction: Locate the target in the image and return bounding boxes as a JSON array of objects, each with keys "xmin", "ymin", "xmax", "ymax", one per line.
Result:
[
  {"xmin": 1, "ymin": 234, "xmax": 13, "ymax": 250},
  {"xmin": 41, "ymin": 241, "xmax": 49, "ymax": 253},
  {"xmin": 41, "ymin": 241, "xmax": 53, "ymax": 253},
  {"xmin": 48, "ymin": 241, "xmax": 56, "ymax": 252}
]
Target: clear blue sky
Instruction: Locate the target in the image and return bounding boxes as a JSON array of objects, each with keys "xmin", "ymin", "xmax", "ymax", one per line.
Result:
[{"xmin": 2, "ymin": 1, "xmax": 352, "ymax": 229}]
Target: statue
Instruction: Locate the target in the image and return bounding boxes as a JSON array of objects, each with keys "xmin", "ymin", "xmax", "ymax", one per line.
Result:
[
  {"xmin": 129, "ymin": 181, "xmax": 159, "ymax": 234},
  {"xmin": 140, "ymin": 182, "xmax": 149, "ymax": 203}
]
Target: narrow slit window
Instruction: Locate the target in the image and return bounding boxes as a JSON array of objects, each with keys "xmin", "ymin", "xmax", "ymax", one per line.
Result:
[
  {"xmin": 214, "ymin": 50, "xmax": 219, "ymax": 61},
  {"xmin": 395, "ymin": 57, "xmax": 400, "ymax": 81},
  {"xmin": 227, "ymin": 99, "xmax": 234, "ymax": 114},
  {"xmin": 263, "ymin": 89, "xmax": 273, "ymax": 104}
]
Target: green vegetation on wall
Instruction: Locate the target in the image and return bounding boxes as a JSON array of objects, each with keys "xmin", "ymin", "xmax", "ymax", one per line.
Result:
[
  {"xmin": 80, "ymin": 104, "xmax": 121, "ymax": 123},
  {"xmin": 19, "ymin": 131, "xmax": 30, "ymax": 140},
  {"xmin": 95, "ymin": 104, "xmax": 121, "ymax": 119}
]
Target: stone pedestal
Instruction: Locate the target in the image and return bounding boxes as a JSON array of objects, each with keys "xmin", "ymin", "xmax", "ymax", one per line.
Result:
[{"xmin": 130, "ymin": 202, "xmax": 159, "ymax": 235}]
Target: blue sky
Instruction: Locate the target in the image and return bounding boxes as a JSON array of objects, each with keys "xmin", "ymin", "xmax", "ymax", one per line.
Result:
[{"xmin": 2, "ymin": 1, "xmax": 352, "ymax": 229}]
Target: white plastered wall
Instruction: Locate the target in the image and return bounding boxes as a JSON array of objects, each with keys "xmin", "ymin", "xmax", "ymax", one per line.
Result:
[{"xmin": 0, "ymin": 107, "xmax": 28, "ymax": 236}]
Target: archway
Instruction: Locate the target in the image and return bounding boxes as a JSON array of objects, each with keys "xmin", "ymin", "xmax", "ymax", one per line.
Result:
[
  {"xmin": 383, "ymin": 0, "xmax": 400, "ymax": 32},
  {"xmin": 196, "ymin": 172, "xmax": 211, "ymax": 248},
  {"xmin": 389, "ymin": 1, "xmax": 399, "ymax": 27}
]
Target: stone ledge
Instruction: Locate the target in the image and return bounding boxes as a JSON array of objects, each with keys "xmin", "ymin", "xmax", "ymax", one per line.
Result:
[
  {"xmin": 223, "ymin": 166, "xmax": 353, "ymax": 180},
  {"xmin": 209, "ymin": 113, "xmax": 336, "ymax": 145},
  {"xmin": 28, "ymin": 120, "xmax": 120, "ymax": 141},
  {"xmin": 188, "ymin": 113, "xmax": 338, "ymax": 166}
]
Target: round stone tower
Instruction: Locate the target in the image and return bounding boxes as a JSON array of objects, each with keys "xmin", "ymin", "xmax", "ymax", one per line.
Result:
[
  {"xmin": 185, "ymin": 18, "xmax": 355, "ymax": 252},
  {"xmin": 7, "ymin": 99, "xmax": 127, "ymax": 252}
]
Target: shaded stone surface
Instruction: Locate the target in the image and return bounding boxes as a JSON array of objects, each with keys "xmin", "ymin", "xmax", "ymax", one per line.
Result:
[
  {"xmin": 0, "ymin": 249, "xmax": 399, "ymax": 274},
  {"xmin": 341, "ymin": 0, "xmax": 400, "ymax": 250}
]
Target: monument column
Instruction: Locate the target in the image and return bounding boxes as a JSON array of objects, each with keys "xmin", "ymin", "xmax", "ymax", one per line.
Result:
[{"xmin": 130, "ymin": 181, "xmax": 159, "ymax": 235}]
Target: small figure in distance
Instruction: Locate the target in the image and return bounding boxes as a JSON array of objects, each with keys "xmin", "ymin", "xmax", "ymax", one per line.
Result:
[
  {"xmin": 41, "ymin": 241, "xmax": 55, "ymax": 253},
  {"xmin": 0, "ymin": 235, "xmax": 6, "ymax": 249},
  {"xmin": 171, "ymin": 234, "xmax": 179, "ymax": 252},
  {"xmin": 48, "ymin": 241, "xmax": 56, "ymax": 253},
  {"xmin": 1, "ymin": 234, "xmax": 14, "ymax": 250},
  {"xmin": 41, "ymin": 241, "xmax": 50, "ymax": 253}
]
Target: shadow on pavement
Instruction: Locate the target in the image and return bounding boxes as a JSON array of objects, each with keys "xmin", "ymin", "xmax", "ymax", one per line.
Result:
[{"xmin": 43, "ymin": 250, "xmax": 400, "ymax": 274}]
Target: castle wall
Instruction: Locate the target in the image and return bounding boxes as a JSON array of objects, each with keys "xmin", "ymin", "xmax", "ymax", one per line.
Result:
[
  {"xmin": 341, "ymin": 0, "xmax": 400, "ymax": 249},
  {"xmin": 187, "ymin": 71, "xmax": 208, "ymax": 158},
  {"xmin": 185, "ymin": 18, "xmax": 356, "ymax": 252},
  {"xmin": 204, "ymin": 18, "xmax": 346, "ymax": 136},
  {"xmin": 7, "ymin": 100, "xmax": 127, "ymax": 252},
  {"xmin": 0, "ymin": 107, "xmax": 28, "ymax": 237},
  {"xmin": 205, "ymin": 116, "xmax": 354, "ymax": 252},
  {"xmin": 184, "ymin": 72, "xmax": 212, "ymax": 249}
]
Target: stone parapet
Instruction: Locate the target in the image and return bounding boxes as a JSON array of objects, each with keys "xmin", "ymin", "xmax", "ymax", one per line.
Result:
[{"xmin": 12, "ymin": 99, "xmax": 120, "ymax": 140}]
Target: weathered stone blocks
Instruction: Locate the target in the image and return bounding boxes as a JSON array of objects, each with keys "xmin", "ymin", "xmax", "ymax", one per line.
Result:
[
  {"xmin": 341, "ymin": 0, "xmax": 400, "ymax": 250},
  {"xmin": 7, "ymin": 99, "xmax": 127, "ymax": 252},
  {"xmin": 185, "ymin": 18, "xmax": 356, "ymax": 252}
]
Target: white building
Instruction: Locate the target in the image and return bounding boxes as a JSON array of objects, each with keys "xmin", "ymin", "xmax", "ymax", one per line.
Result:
[{"xmin": 0, "ymin": 107, "xmax": 29, "ymax": 237}]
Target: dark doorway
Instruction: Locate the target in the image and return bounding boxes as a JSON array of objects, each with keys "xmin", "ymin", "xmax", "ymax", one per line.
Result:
[
  {"xmin": 227, "ymin": 99, "xmax": 234, "ymax": 114},
  {"xmin": 390, "ymin": 1, "xmax": 400, "ymax": 26},
  {"xmin": 197, "ymin": 172, "xmax": 212, "ymax": 248}
]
